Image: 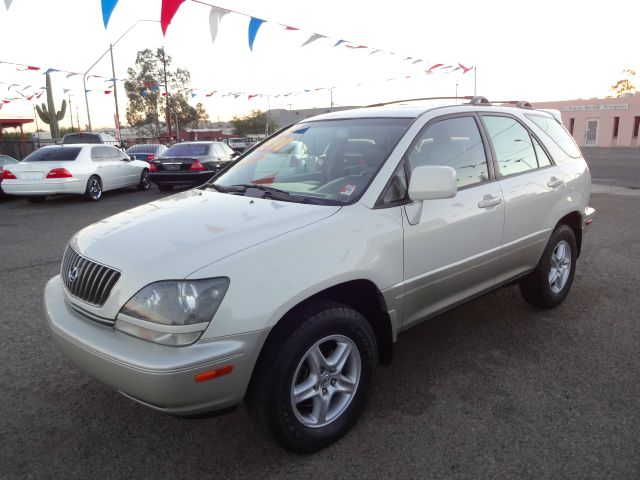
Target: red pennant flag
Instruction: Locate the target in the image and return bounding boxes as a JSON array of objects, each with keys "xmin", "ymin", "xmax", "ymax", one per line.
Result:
[
  {"xmin": 345, "ymin": 44, "xmax": 368, "ymax": 49},
  {"xmin": 161, "ymin": 92, "xmax": 169, "ymax": 97},
  {"xmin": 284, "ymin": 25, "xmax": 299, "ymax": 31},
  {"xmin": 248, "ymin": 94, "xmax": 258, "ymax": 100},
  {"xmin": 26, "ymin": 94, "xmax": 35, "ymax": 101},
  {"xmin": 458, "ymin": 63, "xmax": 473, "ymax": 74},
  {"xmin": 161, "ymin": 0, "xmax": 186, "ymax": 36},
  {"xmin": 206, "ymin": 91, "xmax": 217, "ymax": 97},
  {"xmin": 18, "ymin": 65, "xmax": 40, "ymax": 71},
  {"xmin": 428, "ymin": 63, "xmax": 444, "ymax": 71},
  {"xmin": 104, "ymin": 90, "xmax": 113, "ymax": 94},
  {"xmin": 35, "ymin": 91, "xmax": 45, "ymax": 99}
]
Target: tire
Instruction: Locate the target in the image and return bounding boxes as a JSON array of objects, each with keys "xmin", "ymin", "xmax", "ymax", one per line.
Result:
[
  {"xmin": 519, "ymin": 224, "xmax": 577, "ymax": 308},
  {"xmin": 27, "ymin": 196, "xmax": 46, "ymax": 203},
  {"xmin": 246, "ymin": 301, "xmax": 377, "ymax": 454},
  {"xmin": 85, "ymin": 175, "xmax": 102, "ymax": 201},
  {"xmin": 137, "ymin": 169, "xmax": 151, "ymax": 190},
  {"xmin": 158, "ymin": 184, "xmax": 173, "ymax": 192}
]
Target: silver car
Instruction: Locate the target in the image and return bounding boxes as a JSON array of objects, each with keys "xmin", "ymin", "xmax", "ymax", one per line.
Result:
[
  {"xmin": 2, "ymin": 144, "xmax": 151, "ymax": 202},
  {"xmin": 44, "ymin": 98, "xmax": 594, "ymax": 452}
]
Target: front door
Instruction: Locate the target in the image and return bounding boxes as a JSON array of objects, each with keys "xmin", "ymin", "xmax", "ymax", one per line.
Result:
[{"xmin": 402, "ymin": 115, "xmax": 504, "ymax": 329}]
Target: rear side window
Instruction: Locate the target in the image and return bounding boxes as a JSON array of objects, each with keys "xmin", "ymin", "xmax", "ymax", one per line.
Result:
[
  {"xmin": 525, "ymin": 114, "xmax": 582, "ymax": 158},
  {"xmin": 483, "ymin": 116, "xmax": 538, "ymax": 177},
  {"xmin": 63, "ymin": 133, "xmax": 101, "ymax": 144},
  {"xmin": 165, "ymin": 143, "xmax": 209, "ymax": 156},
  {"xmin": 23, "ymin": 147, "xmax": 81, "ymax": 162}
]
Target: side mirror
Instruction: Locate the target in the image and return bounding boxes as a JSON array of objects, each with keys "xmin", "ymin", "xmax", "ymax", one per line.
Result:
[{"xmin": 408, "ymin": 165, "xmax": 457, "ymax": 201}]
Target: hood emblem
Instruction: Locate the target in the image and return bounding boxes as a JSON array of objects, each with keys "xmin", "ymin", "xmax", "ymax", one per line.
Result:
[{"xmin": 68, "ymin": 266, "xmax": 79, "ymax": 283}]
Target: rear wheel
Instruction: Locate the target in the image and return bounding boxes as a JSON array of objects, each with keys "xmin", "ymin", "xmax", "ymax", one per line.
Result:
[
  {"xmin": 158, "ymin": 184, "xmax": 173, "ymax": 192},
  {"xmin": 247, "ymin": 301, "xmax": 377, "ymax": 453},
  {"xmin": 85, "ymin": 175, "xmax": 102, "ymax": 201},
  {"xmin": 519, "ymin": 224, "xmax": 577, "ymax": 308},
  {"xmin": 27, "ymin": 196, "xmax": 46, "ymax": 203},
  {"xmin": 137, "ymin": 169, "xmax": 151, "ymax": 190}
]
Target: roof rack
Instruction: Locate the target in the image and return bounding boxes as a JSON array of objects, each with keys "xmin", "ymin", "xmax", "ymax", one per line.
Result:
[
  {"xmin": 365, "ymin": 96, "xmax": 536, "ymax": 110},
  {"xmin": 366, "ymin": 96, "xmax": 475, "ymax": 108}
]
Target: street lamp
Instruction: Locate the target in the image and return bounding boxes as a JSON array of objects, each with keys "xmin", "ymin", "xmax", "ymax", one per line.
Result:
[{"xmin": 83, "ymin": 19, "xmax": 159, "ymax": 135}]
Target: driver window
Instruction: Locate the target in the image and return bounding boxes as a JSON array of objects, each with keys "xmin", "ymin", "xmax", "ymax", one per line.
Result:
[{"xmin": 408, "ymin": 117, "xmax": 489, "ymax": 188}]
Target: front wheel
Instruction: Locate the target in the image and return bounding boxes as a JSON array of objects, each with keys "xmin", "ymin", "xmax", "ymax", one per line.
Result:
[
  {"xmin": 137, "ymin": 169, "xmax": 151, "ymax": 190},
  {"xmin": 519, "ymin": 224, "xmax": 577, "ymax": 308},
  {"xmin": 247, "ymin": 301, "xmax": 377, "ymax": 453}
]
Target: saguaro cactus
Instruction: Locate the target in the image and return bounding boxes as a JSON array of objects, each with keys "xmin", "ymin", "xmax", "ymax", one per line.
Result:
[{"xmin": 35, "ymin": 73, "xmax": 67, "ymax": 141}]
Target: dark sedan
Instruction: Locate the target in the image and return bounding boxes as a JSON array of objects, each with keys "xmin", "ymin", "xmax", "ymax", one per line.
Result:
[
  {"xmin": 0, "ymin": 154, "xmax": 19, "ymax": 196},
  {"xmin": 149, "ymin": 141, "xmax": 238, "ymax": 191},
  {"xmin": 126, "ymin": 143, "xmax": 168, "ymax": 162}
]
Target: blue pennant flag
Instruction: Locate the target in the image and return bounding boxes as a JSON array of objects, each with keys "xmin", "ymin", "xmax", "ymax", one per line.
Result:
[
  {"xmin": 101, "ymin": 0, "xmax": 119, "ymax": 28},
  {"xmin": 248, "ymin": 17, "xmax": 266, "ymax": 51}
]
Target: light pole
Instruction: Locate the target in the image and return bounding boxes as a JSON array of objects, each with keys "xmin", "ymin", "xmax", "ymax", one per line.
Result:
[{"xmin": 83, "ymin": 19, "xmax": 159, "ymax": 132}]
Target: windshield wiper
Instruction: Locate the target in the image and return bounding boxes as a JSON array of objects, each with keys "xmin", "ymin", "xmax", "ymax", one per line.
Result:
[{"xmin": 230, "ymin": 184, "xmax": 307, "ymax": 203}]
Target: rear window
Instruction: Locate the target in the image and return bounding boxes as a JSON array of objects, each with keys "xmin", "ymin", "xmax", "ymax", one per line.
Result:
[
  {"xmin": 63, "ymin": 133, "xmax": 101, "ymax": 144},
  {"xmin": 127, "ymin": 144, "xmax": 158, "ymax": 153},
  {"xmin": 23, "ymin": 147, "xmax": 82, "ymax": 162},
  {"xmin": 525, "ymin": 114, "xmax": 582, "ymax": 159},
  {"xmin": 165, "ymin": 143, "xmax": 209, "ymax": 157}
]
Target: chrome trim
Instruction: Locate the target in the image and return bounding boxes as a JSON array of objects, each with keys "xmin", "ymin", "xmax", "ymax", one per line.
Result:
[
  {"xmin": 65, "ymin": 297, "xmax": 115, "ymax": 326},
  {"xmin": 61, "ymin": 246, "xmax": 121, "ymax": 306}
]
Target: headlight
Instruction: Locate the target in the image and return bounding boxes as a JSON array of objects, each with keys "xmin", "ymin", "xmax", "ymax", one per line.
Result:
[{"xmin": 115, "ymin": 278, "xmax": 229, "ymax": 346}]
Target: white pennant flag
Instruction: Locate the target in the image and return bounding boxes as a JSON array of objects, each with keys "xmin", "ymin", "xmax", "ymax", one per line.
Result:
[
  {"xmin": 5, "ymin": 0, "xmax": 14, "ymax": 9},
  {"xmin": 209, "ymin": 7, "xmax": 229, "ymax": 44}
]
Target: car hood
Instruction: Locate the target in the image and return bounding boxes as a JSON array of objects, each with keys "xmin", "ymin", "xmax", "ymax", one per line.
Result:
[{"xmin": 71, "ymin": 189, "xmax": 340, "ymax": 279}]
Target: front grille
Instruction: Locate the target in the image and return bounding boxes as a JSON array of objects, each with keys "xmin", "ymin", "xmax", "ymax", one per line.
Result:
[{"xmin": 61, "ymin": 246, "xmax": 120, "ymax": 306}]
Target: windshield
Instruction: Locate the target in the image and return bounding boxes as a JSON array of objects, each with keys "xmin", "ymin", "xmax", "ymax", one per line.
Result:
[
  {"xmin": 23, "ymin": 147, "xmax": 82, "ymax": 162},
  {"xmin": 214, "ymin": 118, "xmax": 411, "ymax": 204},
  {"xmin": 164, "ymin": 143, "xmax": 209, "ymax": 157}
]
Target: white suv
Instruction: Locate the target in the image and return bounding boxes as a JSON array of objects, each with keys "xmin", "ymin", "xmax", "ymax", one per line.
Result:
[{"xmin": 44, "ymin": 97, "xmax": 594, "ymax": 453}]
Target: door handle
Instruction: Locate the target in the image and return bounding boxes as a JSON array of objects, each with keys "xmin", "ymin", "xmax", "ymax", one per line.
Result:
[
  {"xmin": 478, "ymin": 195, "xmax": 502, "ymax": 209},
  {"xmin": 547, "ymin": 177, "xmax": 564, "ymax": 188}
]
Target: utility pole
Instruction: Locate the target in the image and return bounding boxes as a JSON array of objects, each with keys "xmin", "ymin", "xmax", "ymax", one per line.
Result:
[
  {"xmin": 109, "ymin": 43, "xmax": 122, "ymax": 142},
  {"xmin": 69, "ymin": 94, "xmax": 74, "ymax": 132},
  {"xmin": 33, "ymin": 105, "xmax": 41, "ymax": 148},
  {"xmin": 330, "ymin": 88, "xmax": 334, "ymax": 109},
  {"xmin": 161, "ymin": 46, "xmax": 172, "ymax": 142},
  {"xmin": 76, "ymin": 104, "xmax": 80, "ymax": 131}
]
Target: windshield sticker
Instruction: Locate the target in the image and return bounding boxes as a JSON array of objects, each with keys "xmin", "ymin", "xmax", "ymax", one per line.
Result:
[{"xmin": 340, "ymin": 184, "xmax": 357, "ymax": 196}]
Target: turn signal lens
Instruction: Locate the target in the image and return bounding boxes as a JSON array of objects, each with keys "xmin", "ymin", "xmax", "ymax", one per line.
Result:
[
  {"xmin": 46, "ymin": 168, "xmax": 73, "ymax": 179},
  {"xmin": 1, "ymin": 169, "xmax": 17, "ymax": 179},
  {"xmin": 149, "ymin": 162, "xmax": 157, "ymax": 172},
  {"xmin": 195, "ymin": 365, "xmax": 233, "ymax": 382},
  {"xmin": 189, "ymin": 161, "xmax": 205, "ymax": 171}
]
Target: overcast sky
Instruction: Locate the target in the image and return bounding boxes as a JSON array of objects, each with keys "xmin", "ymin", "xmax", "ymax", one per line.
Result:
[{"xmin": 1, "ymin": 0, "xmax": 639, "ymax": 131}]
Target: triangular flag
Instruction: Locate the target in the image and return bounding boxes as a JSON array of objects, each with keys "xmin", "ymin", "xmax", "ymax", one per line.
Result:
[
  {"xmin": 63, "ymin": 88, "xmax": 72, "ymax": 94},
  {"xmin": 66, "ymin": 72, "xmax": 80, "ymax": 78},
  {"xmin": 4, "ymin": 0, "xmax": 13, "ymax": 9},
  {"xmin": 428, "ymin": 63, "xmax": 444, "ymax": 72},
  {"xmin": 161, "ymin": 0, "xmax": 186, "ymax": 36},
  {"xmin": 18, "ymin": 65, "xmax": 40, "ymax": 71},
  {"xmin": 104, "ymin": 90, "xmax": 113, "ymax": 95},
  {"xmin": 459, "ymin": 63, "xmax": 473, "ymax": 74},
  {"xmin": 248, "ymin": 17, "xmax": 265, "ymax": 51},
  {"xmin": 208, "ymin": 7, "xmax": 229, "ymax": 44},
  {"xmin": 333, "ymin": 40, "xmax": 347, "ymax": 47},
  {"xmin": 345, "ymin": 44, "xmax": 367, "ymax": 49},
  {"xmin": 42, "ymin": 68, "xmax": 60, "ymax": 75},
  {"xmin": 101, "ymin": 0, "xmax": 119, "ymax": 28},
  {"xmin": 248, "ymin": 94, "xmax": 258, "ymax": 100},
  {"xmin": 284, "ymin": 25, "xmax": 298, "ymax": 31},
  {"xmin": 35, "ymin": 91, "xmax": 44, "ymax": 98},
  {"xmin": 301, "ymin": 33, "xmax": 325, "ymax": 47}
]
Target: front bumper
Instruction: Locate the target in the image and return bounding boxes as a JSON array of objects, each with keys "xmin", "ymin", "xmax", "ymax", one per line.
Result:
[
  {"xmin": 45, "ymin": 275, "xmax": 267, "ymax": 415},
  {"xmin": 149, "ymin": 171, "xmax": 215, "ymax": 187},
  {"xmin": 2, "ymin": 178, "xmax": 84, "ymax": 196}
]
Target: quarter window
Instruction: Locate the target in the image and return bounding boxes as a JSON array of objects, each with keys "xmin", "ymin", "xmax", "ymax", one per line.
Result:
[
  {"xmin": 525, "ymin": 113, "xmax": 582, "ymax": 158},
  {"xmin": 483, "ymin": 116, "xmax": 537, "ymax": 177},
  {"xmin": 408, "ymin": 116, "xmax": 489, "ymax": 188}
]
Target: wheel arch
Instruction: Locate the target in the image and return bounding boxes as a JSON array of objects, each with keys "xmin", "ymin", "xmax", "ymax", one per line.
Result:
[{"xmin": 557, "ymin": 211, "xmax": 582, "ymax": 257}]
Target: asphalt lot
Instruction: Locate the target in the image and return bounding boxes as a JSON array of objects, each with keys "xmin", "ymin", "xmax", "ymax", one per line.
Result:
[{"xmin": 1, "ymin": 173, "xmax": 639, "ymax": 479}]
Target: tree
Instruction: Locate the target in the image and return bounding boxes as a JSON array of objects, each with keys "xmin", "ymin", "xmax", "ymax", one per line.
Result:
[
  {"xmin": 124, "ymin": 48, "xmax": 209, "ymax": 137},
  {"xmin": 610, "ymin": 69, "xmax": 637, "ymax": 97},
  {"xmin": 231, "ymin": 110, "xmax": 273, "ymax": 137}
]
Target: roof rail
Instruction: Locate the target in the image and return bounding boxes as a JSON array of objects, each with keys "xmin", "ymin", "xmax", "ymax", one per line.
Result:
[
  {"xmin": 469, "ymin": 96, "xmax": 491, "ymax": 105},
  {"xmin": 366, "ymin": 96, "xmax": 475, "ymax": 108},
  {"xmin": 491, "ymin": 100, "xmax": 535, "ymax": 110}
]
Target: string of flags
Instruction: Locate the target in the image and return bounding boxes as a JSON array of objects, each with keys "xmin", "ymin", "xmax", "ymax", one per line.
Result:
[{"xmin": 2, "ymin": 1, "xmax": 475, "ymax": 108}]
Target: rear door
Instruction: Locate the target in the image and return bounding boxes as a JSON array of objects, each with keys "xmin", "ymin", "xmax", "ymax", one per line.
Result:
[
  {"xmin": 92, "ymin": 146, "xmax": 120, "ymax": 189},
  {"xmin": 402, "ymin": 114, "xmax": 505, "ymax": 329},
  {"xmin": 109, "ymin": 146, "xmax": 140, "ymax": 186},
  {"xmin": 480, "ymin": 114, "xmax": 567, "ymax": 283}
]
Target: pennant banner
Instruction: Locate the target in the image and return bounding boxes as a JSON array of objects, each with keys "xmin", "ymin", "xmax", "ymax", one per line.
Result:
[{"xmin": 101, "ymin": 0, "xmax": 119, "ymax": 28}]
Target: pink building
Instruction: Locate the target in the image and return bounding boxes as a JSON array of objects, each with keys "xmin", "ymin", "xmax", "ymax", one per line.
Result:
[{"xmin": 534, "ymin": 93, "xmax": 640, "ymax": 147}]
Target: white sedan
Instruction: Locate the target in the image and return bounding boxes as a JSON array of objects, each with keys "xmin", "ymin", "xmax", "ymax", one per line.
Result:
[{"xmin": 1, "ymin": 144, "xmax": 151, "ymax": 202}]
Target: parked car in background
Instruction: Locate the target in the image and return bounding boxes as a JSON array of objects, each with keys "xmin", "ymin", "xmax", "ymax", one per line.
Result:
[
  {"xmin": 126, "ymin": 143, "xmax": 168, "ymax": 162},
  {"xmin": 149, "ymin": 141, "xmax": 238, "ymax": 191},
  {"xmin": 62, "ymin": 132, "xmax": 120, "ymax": 148},
  {"xmin": 43, "ymin": 97, "xmax": 594, "ymax": 452},
  {"xmin": 0, "ymin": 154, "xmax": 19, "ymax": 196},
  {"xmin": 1, "ymin": 144, "xmax": 150, "ymax": 202}
]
